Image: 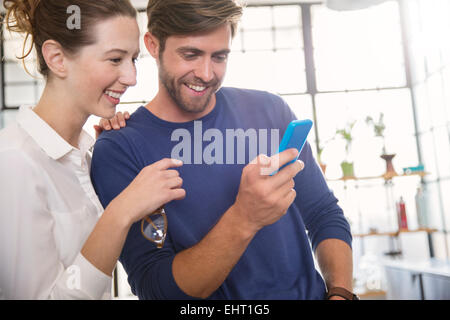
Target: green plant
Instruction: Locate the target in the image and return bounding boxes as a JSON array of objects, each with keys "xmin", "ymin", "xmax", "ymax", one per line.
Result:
[
  {"xmin": 335, "ymin": 120, "xmax": 356, "ymax": 161},
  {"xmin": 366, "ymin": 113, "xmax": 386, "ymax": 154},
  {"xmin": 316, "ymin": 137, "xmax": 333, "ymax": 164}
]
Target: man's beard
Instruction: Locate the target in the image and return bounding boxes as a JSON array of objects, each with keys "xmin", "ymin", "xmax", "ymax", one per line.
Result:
[{"xmin": 158, "ymin": 58, "xmax": 222, "ymax": 115}]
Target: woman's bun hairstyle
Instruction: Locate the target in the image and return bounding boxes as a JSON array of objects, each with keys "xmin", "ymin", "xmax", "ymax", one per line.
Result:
[
  {"xmin": 3, "ymin": 0, "xmax": 40, "ymax": 61},
  {"xmin": 2, "ymin": 0, "xmax": 137, "ymax": 77}
]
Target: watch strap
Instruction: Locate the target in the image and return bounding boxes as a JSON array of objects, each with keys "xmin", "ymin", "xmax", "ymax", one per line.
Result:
[{"xmin": 326, "ymin": 287, "xmax": 359, "ymax": 300}]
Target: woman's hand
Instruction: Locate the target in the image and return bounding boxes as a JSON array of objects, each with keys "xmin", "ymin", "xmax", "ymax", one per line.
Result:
[
  {"xmin": 94, "ymin": 111, "xmax": 130, "ymax": 139},
  {"xmin": 111, "ymin": 158, "xmax": 186, "ymax": 226}
]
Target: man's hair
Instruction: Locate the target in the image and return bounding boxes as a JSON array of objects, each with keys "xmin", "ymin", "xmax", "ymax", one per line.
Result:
[{"xmin": 146, "ymin": 0, "xmax": 243, "ymax": 52}]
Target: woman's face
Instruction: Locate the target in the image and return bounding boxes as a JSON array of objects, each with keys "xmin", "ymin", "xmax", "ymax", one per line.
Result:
[{"xmin": 65, "ymin": 15, "xmax": 140, "ymax": 119}]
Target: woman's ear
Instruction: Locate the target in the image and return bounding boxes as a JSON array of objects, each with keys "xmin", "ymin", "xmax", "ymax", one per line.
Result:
[
  {"xmin": 41, "ymin": 40, "xmax": 68, "ymax": 78},
  {"xmin": 144, "ymin": 32, "xmax": 160, "ymax": 60}
]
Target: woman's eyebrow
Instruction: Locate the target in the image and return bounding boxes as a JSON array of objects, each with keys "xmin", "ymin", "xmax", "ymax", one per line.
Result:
[{"xmin": 104, "ymin": 48, "xmax": 128, "ymax": 55}]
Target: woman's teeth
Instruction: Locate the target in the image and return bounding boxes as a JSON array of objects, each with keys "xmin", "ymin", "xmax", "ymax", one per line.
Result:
[
  {"xmin": 105, "ymin": 90, "xmax": 123, "ymax": 99},
  {"xmin": 187, "ymin": 84, "xmax": 206, "ymax": 92}
]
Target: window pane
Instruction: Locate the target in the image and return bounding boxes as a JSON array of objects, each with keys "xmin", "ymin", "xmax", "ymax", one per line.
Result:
[
  {"xmin": 282, "ymin": 94, "xmax": 313, "ymax": 120},
  {"xmin": 275, "ymin": 28, "xmax": 302, "ymax": 49},
  {"xmin": 125, "ymin": 58, "xmax": 158, "ymax": 103},
  {"xmin": 4, "ymin": 61, "xmax": 40, "ymax": 83},
  {"xmin": 413, "ymin": 83, "xmax": 432, "ymax": 133},
  {"xmin": 419, "ymin": 0, "xmax": 449, "ymax": 74},
  {"xmin": 225, "ymin": 50, "xmax": 306, "ymax": 94},
  {"xmin": 3, "ymin": 39, "xmax": 25, "ymax": 61},
  {"xmin": 3, "ymin": 24, "xmax": 43, "ymax": 108},
  {"xmin": 442, "ymin": 65, "xmax": 450, "ymax": 124},
  {"xmin": 5, "ymin": 85, "xmax": 37, "ymax": 106},
  {"xmin": 274, "ymin": 49, "xmax": 306, "ymax": 94},
  {"xmin": 243, "ymin": 30, "xmax": 273, "ymax": 51},
  {"xmin": 241, "ymin": 7, "xmax": 272, "ymax": 30},
  {"xmin": 420, "ymin": 131, "xmax": 438, "ymax": 181},
  {"xmin": 0, "ymin": 109, "xmax": 19, "ymax": 129},
  {"xmin": 440, "ymin": 179, "xmax": 450, "ymax": 231},
  {"xmin": 231, "ymin": 28, "xmax": 243, "ymax": 52},
  {"xmin": 312, "ymin": 2, "xmax": 405, "ymax": 91},
  {"xmin": 423, "ymin": 182, "xmax": 445, "ymax": 230},
  {"xmin": 281, "ymin": 94, "xmax": 315, "ymax": 149},
  {"xmin": 427, "ymin": 73, "xmax": 447, "ymax": 127},
  {"xmin": 273, "ymin": 5, "xmax": 301, "ymax": 28},
  {"xmin": 433, "ymin": 126, "xmax": 450, "ymax": 177}
]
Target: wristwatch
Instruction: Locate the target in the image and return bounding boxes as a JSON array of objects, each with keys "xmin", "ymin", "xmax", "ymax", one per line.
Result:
[{"xmin": 326, "ymin": 287, "xmax": 359, "ymax": 300}]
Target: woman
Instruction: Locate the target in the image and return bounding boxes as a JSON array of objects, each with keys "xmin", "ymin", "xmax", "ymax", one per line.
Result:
[{"xmin": 0, "ymin": 0, "xmax": 185, "ymax": 299}]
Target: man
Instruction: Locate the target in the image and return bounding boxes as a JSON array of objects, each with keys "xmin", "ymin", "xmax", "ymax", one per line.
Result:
[{"xmin": 91, "ymin": 0, "xmax": 354, "ymax": 300}]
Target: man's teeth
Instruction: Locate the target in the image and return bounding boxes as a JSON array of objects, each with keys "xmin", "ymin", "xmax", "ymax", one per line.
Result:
[
  {"xmin": 187, "ymin": 84, "xmax": 206, "ymax": 92},
  {"xmin": 105, "ymin": 90, "xmax": 123, "ymax": 99}
]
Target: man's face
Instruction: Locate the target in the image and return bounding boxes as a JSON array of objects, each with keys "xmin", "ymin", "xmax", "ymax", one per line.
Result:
[{"xmin": 157, "ymin": 24, "xmax": 232, "ymax": 115}]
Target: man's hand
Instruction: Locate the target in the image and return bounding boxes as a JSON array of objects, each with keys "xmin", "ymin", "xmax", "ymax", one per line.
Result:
[
  {"xmin": 94, "ymin": 111, "xmax": 130, "ymax": 139},
  {"xmin": 232, "ymin": 149, "xmax": 305, "ymax": 235}
]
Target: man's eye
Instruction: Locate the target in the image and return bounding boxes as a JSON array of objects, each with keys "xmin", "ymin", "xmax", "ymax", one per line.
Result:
[
  {"xmin": 183, "ymin": 54, "xmax": 197, "ymax": 60},
  {"xmin": 213, "ymin": 55, "xmax": 228, "ymax": 62},
  {"xmin": 110, "ymin": 58, "xmax": 122, "ymax": 63}
]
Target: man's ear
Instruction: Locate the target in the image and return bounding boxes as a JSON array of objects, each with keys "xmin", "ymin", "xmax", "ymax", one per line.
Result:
[
  {"xmin": 144, "ymin": 32, "xmax": 160, "ymax": 60},
  {"xmin": 41, "ymin": 39, "xmax": 68, "ymax": 78}
]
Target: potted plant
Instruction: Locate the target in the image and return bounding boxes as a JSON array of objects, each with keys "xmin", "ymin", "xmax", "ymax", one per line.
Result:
[
  {"xmin": 335, "ymin": 120, "xmax": 356, "ymax": 179},
  {"xmin": 366, "ymin": 113, "xmax": 397, "ymax": 179},
  {"xmin": 316, "ymin": 137, "xmax": 333, "ymax": 174},
  {"xmin": 365, "ymin": 113, "xmax": 386, "ymax": 154}
]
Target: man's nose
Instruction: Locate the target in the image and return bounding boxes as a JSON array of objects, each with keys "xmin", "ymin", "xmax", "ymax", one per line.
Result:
[{"xmin": 194, "ymin": 58, "xmax": 214, "ymax": 83}]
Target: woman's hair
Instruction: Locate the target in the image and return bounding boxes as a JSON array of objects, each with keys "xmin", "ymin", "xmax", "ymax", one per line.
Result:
[
  {"xmin": 146, "ymin": 0, "xmax": 243, "ymax": 53},
  {"xmin": 2, "ymin": 0, "xmax": 137, "ymax": 77}
]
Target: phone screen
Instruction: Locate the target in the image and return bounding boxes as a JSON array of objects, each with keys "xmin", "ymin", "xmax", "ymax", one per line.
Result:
[{"xmin": 271, "ymin": 119, "xmax": 313, "ymax": 175}]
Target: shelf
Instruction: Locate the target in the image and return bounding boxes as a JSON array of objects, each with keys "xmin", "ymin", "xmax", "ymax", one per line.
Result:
[
  {"xmin": 353, "ymin": 228, "xmax": 438, "ymax": 238},
  {"xmin": 356, "ymin": 290, "xmax": 386, "ymax": 299},
  {"xmin": 326, "ymin": 171, "xmax": 428, "ymax": 182}
]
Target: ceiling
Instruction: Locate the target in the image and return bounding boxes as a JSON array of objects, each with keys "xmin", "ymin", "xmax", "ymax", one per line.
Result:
[
  {"xmin": 130, "ymin": 0, "xmax": 324, "ymax": 10},
  {"xmin": 0, "ymin": 1, "xmax": 324, "ymax": 13}
]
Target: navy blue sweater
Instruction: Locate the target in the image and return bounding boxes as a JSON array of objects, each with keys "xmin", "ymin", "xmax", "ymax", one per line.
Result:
[{"xmin": 91, "ymin": 87, "xmax": 352, "ymax": 300}]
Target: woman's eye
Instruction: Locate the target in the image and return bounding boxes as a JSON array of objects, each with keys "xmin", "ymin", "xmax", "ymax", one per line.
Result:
[{"xmin": 110, "ymin": 58, "xmax": 122, "ymax": 64}]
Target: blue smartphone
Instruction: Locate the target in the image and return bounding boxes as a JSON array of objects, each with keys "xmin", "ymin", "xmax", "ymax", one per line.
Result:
[{"xmin": 271, "ymin": 119, "xmax": 313, "ymax": 175}]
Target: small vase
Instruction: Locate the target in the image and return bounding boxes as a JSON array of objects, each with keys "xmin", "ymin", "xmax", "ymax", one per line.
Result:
[
  {"xmin": 340, "ymin": 161, "xmax": 355, "ymax": 179},
  {"xmin": 380, "ymin": 154, "xmax": 397, "ymax": 179},
  {"xmin": 319, "ymin": 162, "xmax": 327, "ymax": 174}
]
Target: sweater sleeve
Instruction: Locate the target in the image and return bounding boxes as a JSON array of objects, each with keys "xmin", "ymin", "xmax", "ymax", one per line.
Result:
[
  {"xmin": 90, "ymin": 134, "xmax": 193, "ymax": 300},
  {"xmin": 295, "ymin": 142, "xmax": 353, "ymax": 251},
  {"xmin": 271, "ymin": 95, "xmax": 353, "ymax": 251}
]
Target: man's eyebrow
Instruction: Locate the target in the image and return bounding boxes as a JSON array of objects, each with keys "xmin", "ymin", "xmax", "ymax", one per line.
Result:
[
  {"xmin": 176, "ymin": 47, "xmax": 204, "ymax": 55},
  {"xmin": 213, "ymin": 49, "xmax": 231, "ymax": 55},
  {"xmin": 176, "ymin": 47, "xmax": 231, "ymax": 55}
]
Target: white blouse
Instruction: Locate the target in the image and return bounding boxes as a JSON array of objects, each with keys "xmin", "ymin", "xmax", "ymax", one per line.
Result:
[{"xmin": 0, "ymin": 106, "xmax": 112, "ymax": 299}]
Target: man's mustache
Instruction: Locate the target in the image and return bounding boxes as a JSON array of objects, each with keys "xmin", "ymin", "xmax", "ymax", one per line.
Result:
[{"xmin": 180, "ymin": 76, "xmax": 219, "ymax": 88}]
